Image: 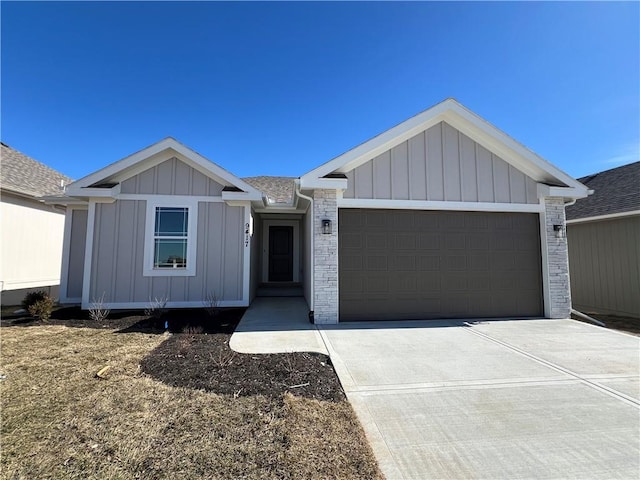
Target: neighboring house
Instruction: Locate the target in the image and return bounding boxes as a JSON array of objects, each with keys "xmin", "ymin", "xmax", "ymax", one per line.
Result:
[
  {"xmin": 0, "ymin": 143, "xmax": 72, "ymax": 305},
  {"xmin": 566, "ymin": 162, "xmax": 640, "ymax": 319},
  {"xmin": 50, "ymin": 99, "xmax": 590, "ymax": 323}
]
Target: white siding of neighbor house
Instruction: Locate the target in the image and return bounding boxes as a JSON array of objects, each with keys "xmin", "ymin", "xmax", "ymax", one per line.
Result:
[
  {"xmin": 343, "ymin": 121, "xmax": 538, "ymax": 204},
  {"xmin": 120, "ymin": 157, "xmax": 225, "ymax": 195},
  {"xmin": 0, "ymin": 192, "xmax": 66, "ymax": 293},
  {"xmin": 65, "ymin": 209, "xmax": 88, "ymax": 300},
  {"xmin": 89, "ymin": 200, "xmax": 244, "ymax": 304}
]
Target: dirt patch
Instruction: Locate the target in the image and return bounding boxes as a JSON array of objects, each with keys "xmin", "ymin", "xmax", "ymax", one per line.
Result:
[
  {"xmin": 573, "ymin": 312, "xmax": 640, "ymax": 336},
  {"xmin": 141, "ymin": 333, "xmax": 344, "ymax": 402}
]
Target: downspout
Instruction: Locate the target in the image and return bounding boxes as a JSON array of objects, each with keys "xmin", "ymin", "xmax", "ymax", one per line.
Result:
[{"xmin": 295, "ymin": 180, "xmax": 314, "ymax": 311}]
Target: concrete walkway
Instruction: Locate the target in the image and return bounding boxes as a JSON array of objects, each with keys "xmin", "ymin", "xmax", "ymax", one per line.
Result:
[
  {"xmin": 229, "ymin": 297, "xmax": 327, "ymax": 354},
  {"xmin": 230, "ymin": 308, "xmax": 639, "ymax": 479},
  {"xmin": 319, "ymin": 319, "xmax": 640, "ymax": 480}
]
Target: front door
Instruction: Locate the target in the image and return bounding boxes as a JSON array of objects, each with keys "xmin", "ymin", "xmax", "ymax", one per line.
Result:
[{"xmin": 268, "ymin": 226, "xmax": 294, "ymax": 282}]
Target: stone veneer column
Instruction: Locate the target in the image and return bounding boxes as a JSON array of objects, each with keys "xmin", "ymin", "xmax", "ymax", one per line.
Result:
[
  {"xmin": 543, "ymin": 197, "xmax": 571, "ymax": 318},
  {"xmin": 312, "ymin": 189, "xmax": 339, "ymax": 324}
]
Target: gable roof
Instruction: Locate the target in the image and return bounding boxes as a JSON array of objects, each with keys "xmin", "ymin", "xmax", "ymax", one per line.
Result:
[
  {"xmin": 300, "ymin": 98, "xmax": 589, "ymax": 198},
  {"xmin": 566, "ymin": 161, "xmax": 640, "ymax": 221},
  {"xmin": 65, "ymin": 137, "xmax": 262, "ymax": 200},
  {"xmin": 243, "ymin": 176, "xmax": 296, "ymax": 205},
  {"xmin": 0, "ymin": 142, "xmax": 73, "ymax": 198}
]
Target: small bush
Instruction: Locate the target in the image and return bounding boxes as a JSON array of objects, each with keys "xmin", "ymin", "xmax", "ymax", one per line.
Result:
[
  {"xmin": 28, "ymin": 296, "xmax": 54, "ymax": 322},
  {"xmin": 145, "ymin": 296, "xmax": 168, "ymax": 319},
  {"xmin": 21, "ymin": 290, "xmax": 49, "ymax": 311},
  {"xmin": 89, "ymin": 293, "xmax": 110, "ymax": 322}
]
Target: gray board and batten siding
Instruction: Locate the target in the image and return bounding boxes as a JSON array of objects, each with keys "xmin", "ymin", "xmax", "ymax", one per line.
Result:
[
  {"xmin": 568, "ymin": 215, "xmax": 640, "ymax": 318},
  {"xmin": 343, "ymin": 121, "xmax": 539, "ymax": 204},
  {"xmin": 120, "ymin": 157, "xmax": 226, "ymax": 196},
  {"xmin": 65, "ymin": 209, "xmax": 88, "ymax": 300},
  {"xmin": 339, "ymin": 209, "xmax": 544, "ymax": 321},
  {"xmin": 86, "ymin": 157, "xmax": 245, "ymax": 305}
]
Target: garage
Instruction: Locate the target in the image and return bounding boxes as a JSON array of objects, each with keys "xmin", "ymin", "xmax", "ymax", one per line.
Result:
[{"xmin": 339, "ymin": 209, "xmax": 543, "ymax": 321}]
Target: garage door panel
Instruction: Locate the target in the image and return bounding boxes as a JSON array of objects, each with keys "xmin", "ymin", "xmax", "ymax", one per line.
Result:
[{"xmin": 339, "ymin": 209, "xmax": 543, "ymax": 321}]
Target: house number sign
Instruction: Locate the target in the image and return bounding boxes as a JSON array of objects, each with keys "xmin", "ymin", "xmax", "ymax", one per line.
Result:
[{"xmin": 244, "ymin": 223, "xmax": 250, "ymax": 247}]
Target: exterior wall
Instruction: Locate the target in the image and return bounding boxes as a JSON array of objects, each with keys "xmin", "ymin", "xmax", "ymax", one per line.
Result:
[
  {"xmin": 65, "ymin": 209, "xmax": 88, "ymax": 300},
  {"xmin": 0, "ymin": 192, "xmax": 66, "ymax": 294},
  {"xmin": 120, "ymin": 157, "xmax": 225, "ymax": 195},
  {"xmin": 312, "ymin": 189, "xmax": 338, "ymax": 324},
  {"xmin": 568, "ymin": 215, "xmax": 640, "ymax": 318},
  {"xmin": 249, "ymin": 210, "xmax": 261, "ymax": 301},
  {"xmin": 542, "ymin": 197, "xmax": 571, "ymax": 318},
  {"xmin": 302, "ymin": 200, "xmax": 313, "ymax": 307},
  {"xmin": 343, "ymin": 121, "xmax": 538, "ymax": 204},
  {"xmin": 89, "ymin": 199, "xmax": 244, "ymax": 305}
]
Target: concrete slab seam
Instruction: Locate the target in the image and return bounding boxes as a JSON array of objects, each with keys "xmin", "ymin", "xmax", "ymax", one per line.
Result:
[{"xmin": 463, "ymin": 323, "xmax": 640, "ymax": 408}]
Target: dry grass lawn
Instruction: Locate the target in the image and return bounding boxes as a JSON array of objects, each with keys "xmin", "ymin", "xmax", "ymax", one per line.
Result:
[{"xmin": 0, "ymin": 325, "xmax": 382, "ymax": 479}]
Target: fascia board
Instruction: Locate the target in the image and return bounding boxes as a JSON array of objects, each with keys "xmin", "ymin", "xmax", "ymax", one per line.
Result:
[
  {"xmin": 298, "ymin": 177, "xmax": 348, "ymax": 190},
  {"xmin": 69, "ymin": 137, "xmax": 262, "ymax": 197},
  {"xmin": 301, "ymin": 99, "xmax": 586, "ymax": 192},
  {"xmin": 64, "ymin": 184, "xmax": 121, "ymax": 197},
  {"xmin": 42, "ymin": 195, "xmax": 89, "ymax": 206},
  {"xmin": 221, "ymin": 191, "xmax": 264, "ymax": 202},
  {"xmin": 537, "ymin": 184, "xmax": 590, "ymax": 199}
]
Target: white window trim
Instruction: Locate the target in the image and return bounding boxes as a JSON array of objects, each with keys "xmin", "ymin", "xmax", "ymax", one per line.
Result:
[{"xmin": 143, "ymin": 198, "xmax": 198, "ymax": 277}]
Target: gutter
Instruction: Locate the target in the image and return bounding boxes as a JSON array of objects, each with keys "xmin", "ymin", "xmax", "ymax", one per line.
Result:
[{"xmin": 294, "ymin": 179, "xmax": 314, "ymax": 311}]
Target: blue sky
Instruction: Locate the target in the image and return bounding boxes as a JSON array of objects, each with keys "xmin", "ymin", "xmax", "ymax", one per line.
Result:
[{"xmin": 2, "ymin": 1, "xmax": 638, "ymax": 181}]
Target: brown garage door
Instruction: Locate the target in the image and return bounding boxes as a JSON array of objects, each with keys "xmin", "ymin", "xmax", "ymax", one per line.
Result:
[{"xmin": 339, "ymin": 209, "xmax": 543, "ymax": 321}]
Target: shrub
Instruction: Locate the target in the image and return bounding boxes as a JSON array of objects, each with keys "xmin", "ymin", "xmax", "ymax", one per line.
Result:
[
  {"xmin": 89, "ymin": 293, "xmax": 110, "ymax": 322},
  {"xmin": 145, "ymin": 295, "xmax": 168, "ymax": 319},
  {"xmin": 21, "ymin": 290, "xmax": 49, "ymax": 311},
  {"xmin": 28, "ymin": 296, "xmax": 54, "ymax": 322},
  {"xmin": 203, "ymin": 291, "xmax": 220, "ymax": 318}
]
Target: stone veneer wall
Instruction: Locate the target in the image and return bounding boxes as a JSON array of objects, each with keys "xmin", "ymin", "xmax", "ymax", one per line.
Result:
[
  {"xmin": 544, "ymin": 196, "xmax": 571, "ymax": 318},
  {"xmin": 312, "ymin": 189, "xmax": 339, "ymax": 324}
]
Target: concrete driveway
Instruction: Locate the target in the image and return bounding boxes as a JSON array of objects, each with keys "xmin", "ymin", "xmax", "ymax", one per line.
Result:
[{"xmin": 318, "ymin": 319, "xmax": 640, "ymax": 479}]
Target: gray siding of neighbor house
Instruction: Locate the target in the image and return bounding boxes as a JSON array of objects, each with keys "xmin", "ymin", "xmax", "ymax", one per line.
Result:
[
  {"xmin": 568, "ymin": 215, "xmax": 640, "ymax": 318},
  {"xmin": 66, "ymin": 209, "xmax": 88, "ymax": 299},
  {"xmin": 343, "ymin": 121, "xmax": 538, "ymax": 204},
  {"xmin": 90, "ymin": 200, "xmax": 244, "ymax": 303},
  {"xmin": 120, "ymin": 157, "xmax": 225, "ymax": 195}
]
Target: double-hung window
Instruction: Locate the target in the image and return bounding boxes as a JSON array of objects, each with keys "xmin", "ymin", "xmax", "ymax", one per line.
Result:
[{"xmin": 144, "ymin": 199, "xmax": 197, "ymax": 276}]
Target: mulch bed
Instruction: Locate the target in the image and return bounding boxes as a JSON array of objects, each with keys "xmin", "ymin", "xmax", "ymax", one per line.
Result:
[
  {"xmin": 2, "ymin": 306, "xmax": 346, "ymax": 402},
  {"xmin": 572, "ymin": 312, "xmax": 640, "ymax": 336}
]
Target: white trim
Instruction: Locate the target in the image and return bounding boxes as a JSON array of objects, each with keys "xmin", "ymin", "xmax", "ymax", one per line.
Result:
[
  {"xmin": 261, "ymin": 219, "xmax": 301, "ymax": 283},
  {"xmin": 242, "ymin": 205, "xmax": 251, "ymax": 305},
  {"xmin": 253, "ymin": 207, "xmax": 307, "ymax": 214},
  {"xmin": 80, "ymin": 300, "xmax": 250, "ymax": 310},
  {"xmin": 298, "ymin": 177, "xmax": 348, "ymax": 190},
  {"xmin": 295, "ymin": 182, "xmax": 314, "ymax": 310},
  {"xmin": 143, "ymin": 198, "xmax": 198, "ymax": 277},
  {"xmin": 65, "ymin": 184, "xmax": 121, "ymax": 198},
  {"xmin": 566, "ymin": 210, "xmax": 640, "ymax": 224},
  {"xmin": 118, "ymin": 193, "xmax": 224, "ymax": 203},
  {"xmin": 337, "ymin": 198, "xmax": 544, "ymax": 213},
  {"xmin": 538, "ymin": 200, "xmax": 551, "ymax": 318},
  {"xmin": 222, "ymin": 191, "xmax": 263, "ymax": 202},
  {"xmin": 536, "ymin": 184, "xmax": 589, "ymax": 199},
  {"xmin": 81, "ymin": 201, "xmax": 96, "ymax": 307},
  {"xmin": 59, "ymin": 207, "xmax": 75, "ymax": 304},
  {"xmin": 1, "ymin": 279, "xmax": 61, "ymax": 290},
  {"xmin": 301, "ymin": 99, "xmax": 589, "ymax": 196},
  {"xmin": 67, "ymin": 137, "xmax": 262, "ymax": 197}
]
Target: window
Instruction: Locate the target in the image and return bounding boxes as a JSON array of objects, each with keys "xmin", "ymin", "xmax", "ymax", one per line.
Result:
[
  {"xmin": 154, "ymin": 207, "xmax": 188, "ymax": 269},
  {"xmin": 144, "ymin": 200, "xmax": 197, "ymax": 277}
]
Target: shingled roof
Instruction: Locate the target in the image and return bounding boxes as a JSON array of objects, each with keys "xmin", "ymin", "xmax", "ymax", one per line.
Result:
[
  {"xmin": 1, "ymin": 143, "xmax": 73, "ymax": 198},
  {"xmin": 566, "ymin": 161, "xmax": 640, "ymax": 221},
  {"xmin": 243, "ymin": 176, "xmax": 296, "ymax": 205}
]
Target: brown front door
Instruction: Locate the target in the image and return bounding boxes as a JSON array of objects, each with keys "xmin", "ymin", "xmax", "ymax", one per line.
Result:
[{"xmin": 268, "ymin": 226, "xmax": 294, "ymax": 282}]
